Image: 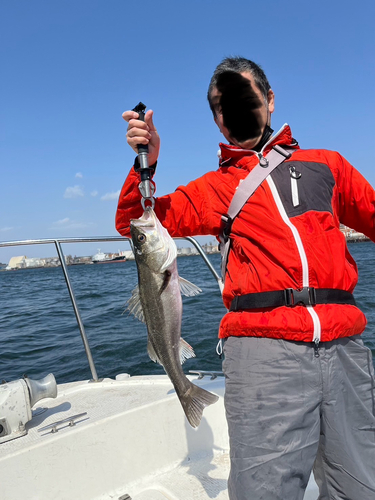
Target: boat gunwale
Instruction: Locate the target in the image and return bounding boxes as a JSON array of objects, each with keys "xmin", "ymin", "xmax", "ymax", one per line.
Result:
[{"xmin": 0, "ymin": 236, "xmax": 223, "ymax": 382}]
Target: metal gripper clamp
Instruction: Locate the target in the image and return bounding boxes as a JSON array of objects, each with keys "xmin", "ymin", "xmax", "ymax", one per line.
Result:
[{"xmin": 132, "ymin": 102, "xmax": 156, "ymax": 210}]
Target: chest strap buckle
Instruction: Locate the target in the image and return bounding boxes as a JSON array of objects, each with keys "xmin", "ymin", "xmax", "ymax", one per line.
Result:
[{"xmin": 284, "ymin": 287, "xmax": 316, "ymax": 307}]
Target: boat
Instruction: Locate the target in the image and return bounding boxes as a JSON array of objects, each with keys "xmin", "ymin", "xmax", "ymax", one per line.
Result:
[
  {"xmin": 92, "ymin": 249, "xmax": 127, "ymax": 264},
  {"xmin": 0, "ymin": 236, "xmax": 319, "ymax": 500}
]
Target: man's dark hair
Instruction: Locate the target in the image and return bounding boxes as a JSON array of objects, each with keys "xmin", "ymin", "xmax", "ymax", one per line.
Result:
[{"xmin": 207, "ymin": 57, "xmax": 271, "ymax": 116}]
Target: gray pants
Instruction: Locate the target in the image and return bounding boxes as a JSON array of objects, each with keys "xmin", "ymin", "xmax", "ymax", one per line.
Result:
[{"xmin": 222, "ymin": 336, "xmax": 375, "ymax": 500}]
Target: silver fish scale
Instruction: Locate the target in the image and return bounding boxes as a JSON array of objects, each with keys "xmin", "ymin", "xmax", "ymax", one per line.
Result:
[
  {"xmin": 130, "ymin": 208, "xmax": 219, "ymax": 427},
  {"xmin": 138, "ymin": 259, "xmax": 189, "ymax": 393}
]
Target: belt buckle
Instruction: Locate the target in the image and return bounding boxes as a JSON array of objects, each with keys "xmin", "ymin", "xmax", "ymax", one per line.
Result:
[{"xmin": 284, "ymin": 287, "xmax": 316, "ymax": 307}]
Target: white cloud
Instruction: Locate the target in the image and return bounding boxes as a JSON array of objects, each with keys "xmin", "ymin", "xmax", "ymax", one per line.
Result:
[
  {"xmin": 64, "ymin": 222, "xmax": 94, "ymax": 229},
  {"xmin": 91, "ymin": 190, "xmax": 98, "ymax": 197},
  {"xmin": 55, "ymin": 218, "xmax": 70, "ymax": 225},
  {"xmin": 101, "ymin": 190, "xmax": 120, "ymax": 201},
  {"xmin": 0, "ymin": 226, "xmax": 13, "ymax": 232},
  {"xmin": 75, "ymin": 172, "xmax": 83, "ymax": 178},
  {"xmin": 51, "ymin": 218, "xmax": 95, "ymax": 230},
  {"xmin": 64, "ymin": 185, "xmax": 84, "ymax": 198}
]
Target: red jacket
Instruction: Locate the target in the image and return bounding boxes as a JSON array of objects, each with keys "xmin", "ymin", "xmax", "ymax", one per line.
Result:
[{"xmin": 116, "ymin": 125, "xmax": 375, "ymax": 343}]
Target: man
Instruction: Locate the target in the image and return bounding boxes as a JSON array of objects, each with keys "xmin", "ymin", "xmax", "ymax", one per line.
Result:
[{"xmin": 116, "ymin": 57, "xmax": 375, "ymax": 500}]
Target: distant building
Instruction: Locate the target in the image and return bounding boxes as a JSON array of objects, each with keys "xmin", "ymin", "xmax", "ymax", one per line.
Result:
[
  {"xmin": 177, "ymin": 247, "xmax": 198, "ymax": 256},
  {"xmin": 340, "ymin": 224, "xmax": 369, "ymax": 242},
  {"xmin": 6, "ymin": 256, "xmax": 27, "ymax": 270},
  {"xmin": 202, "ymin": 242, "xmax": 219, "ymax": 254},
  {"xmin": 24, "ymin": 258, "xmax": 44, "ymax": 268}
]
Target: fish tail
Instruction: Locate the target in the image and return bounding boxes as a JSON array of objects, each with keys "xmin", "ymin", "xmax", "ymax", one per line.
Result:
[{"xmin": 179, "ymin": 383, "xmax": 219, "ymax": 428}]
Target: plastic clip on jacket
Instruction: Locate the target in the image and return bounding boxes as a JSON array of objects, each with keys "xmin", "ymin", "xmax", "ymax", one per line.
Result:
[
  {"xmin": 284, "ymin": 287, "xmax": 316, "ymax": 307},
  {"xmin": 221, "ymin": 214, "xmax": 233, "ymax": 244}
]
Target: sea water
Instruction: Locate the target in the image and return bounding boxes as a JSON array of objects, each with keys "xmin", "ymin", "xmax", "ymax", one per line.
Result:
[{"xmin": 0, "ymin": 244, "xmax": 374, "ymax": 384}]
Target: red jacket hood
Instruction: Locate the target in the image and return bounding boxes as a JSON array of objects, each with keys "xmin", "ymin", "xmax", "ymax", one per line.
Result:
[{"xmin": 218, "ymin": 124, "xmax": 299, "ymax": 168}]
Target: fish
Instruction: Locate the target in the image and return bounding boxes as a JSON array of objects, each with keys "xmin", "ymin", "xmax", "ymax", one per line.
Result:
[{"xmin": 127, "ymin": 207, "xmax": 219, "ymax": 427}]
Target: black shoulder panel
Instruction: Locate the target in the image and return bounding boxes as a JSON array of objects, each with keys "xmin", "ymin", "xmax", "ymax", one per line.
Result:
[{"xmin": 270, "ymin": 161, "xmax": 335, "ymax": 218}]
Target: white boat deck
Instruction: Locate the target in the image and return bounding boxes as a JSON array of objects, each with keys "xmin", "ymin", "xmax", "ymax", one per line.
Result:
[
  {"xmin": 129, "ymin": 450, "xmax": 230, "ymax": 500},
  {"xmin": 0, "ymin": 373, "xmax": 229, "ymax": 500},
  {"xmin": 129, "ymin": 452, "xmax": 318, "ymax": 500},
  {"xmin": 0, "ymin": 372, "xmax": 318, "ymax": 500}
]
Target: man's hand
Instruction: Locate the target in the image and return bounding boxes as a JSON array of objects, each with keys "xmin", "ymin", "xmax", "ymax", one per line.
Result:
[{"xmin": 122, "ymin": 109, "xmax": 160, "ymax": 166}]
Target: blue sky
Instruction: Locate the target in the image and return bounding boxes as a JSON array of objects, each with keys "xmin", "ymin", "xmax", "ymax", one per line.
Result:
[{"xmin": 1, "ymin": 0, "xmax": 375, "ymax": 262}]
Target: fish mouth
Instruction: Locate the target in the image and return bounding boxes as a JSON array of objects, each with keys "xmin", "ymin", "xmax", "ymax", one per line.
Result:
[
  {"xmin": 130, "ymin": 207, "xmax": 156, "ymax": 229},
  {"xmin": 130, "ymin": 207, "xmax": 177, "ymax": 271}
]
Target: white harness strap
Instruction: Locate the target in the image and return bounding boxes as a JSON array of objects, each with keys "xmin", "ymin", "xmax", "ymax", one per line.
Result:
[{"xmin": 219, "ymin": 145, "xmax": 292, "ymax": 278}]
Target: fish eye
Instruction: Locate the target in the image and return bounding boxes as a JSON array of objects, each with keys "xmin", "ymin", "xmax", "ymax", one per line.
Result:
[{"xmin": 137, "ymin": 234, "xmax": 146, "ymax": 243}]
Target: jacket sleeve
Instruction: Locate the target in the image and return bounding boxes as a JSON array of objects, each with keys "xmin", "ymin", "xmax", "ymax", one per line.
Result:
[
  {"xmin": 115, "ymin": 166, "xmax": 222, "ymax": 238},
  {"xmin": 335, "ymin": 153, "xmax": 375, "ymax": 241},
  {"xmin": 115, "ymin": 167, "xmax": 145, "ymax": 236}
]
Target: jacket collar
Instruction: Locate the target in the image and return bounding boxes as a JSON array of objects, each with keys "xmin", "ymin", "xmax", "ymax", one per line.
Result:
[{"xmin": 218, "ymin": 124, "xmax": 299, "ymax": 168}]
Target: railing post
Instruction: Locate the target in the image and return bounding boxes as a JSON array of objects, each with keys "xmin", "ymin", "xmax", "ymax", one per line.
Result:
[
  {"xmin": 54, "ymin": 241, "xmax": 99, "ymax": 381},
  {"xmin": 184, "ymin": 237, "xmax": 224, "ymax": 293},
  {"xmin": 1, "ymin": 235, "xmax": 223, "ymax": 382}
]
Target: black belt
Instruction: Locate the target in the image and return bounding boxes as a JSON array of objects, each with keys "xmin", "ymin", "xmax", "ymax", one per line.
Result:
[{"xmin": 229, "ymin": 287, "xmax": 356, "ymax": 311}]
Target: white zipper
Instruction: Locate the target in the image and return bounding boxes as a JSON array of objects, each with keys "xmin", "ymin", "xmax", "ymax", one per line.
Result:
[
  {"xmin": 291, "ymin": 177, "xmax": 299, "ymax": 206},
  {"xmin": 289, "ymin": 165, "xmax": 301, "ymax": 207},
  {"xmin": 267, "ymin": 176, "xmax": 321, "ymax": 344}
]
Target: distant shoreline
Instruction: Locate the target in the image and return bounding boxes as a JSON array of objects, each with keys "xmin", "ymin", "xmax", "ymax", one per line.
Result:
[
  {"xmin": 1, "ymin": 239, "xmax": 371, "ymax": 272},
  {"xmin": 346, "ymin": 236, "xmax": 371, "ymax": 243},
  {"xmin": 0, "ymin": 250, "xmax": 215, "ymax": 272}
]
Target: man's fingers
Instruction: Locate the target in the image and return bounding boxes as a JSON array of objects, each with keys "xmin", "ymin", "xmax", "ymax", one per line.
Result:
[
  {"xmin": 127, "ymin": 126, "xmax": 152, "ymax": 140},
  {"xmin": 145, "ymin": 110, "xmax": 157, "ymax": 131},
  {"xmin": 123, "ymin": 110, "xmax": 157, "ymax": 133},
  {"xmin": 122, "ymin": 110, "xmax": 139, "ymax": 122},
  {"xmin": 128, "ymin": 136, "xmax": 149, "ymax": 147},
  {"xmin": 127, "ymin": 118, "xmax": 149, "ymax": 131},
  {"xmin": 127, "ymin": 125, "xmax": 152, "ymax": 152},
  {"xmin": 122, "ymin": 108, "xmax": 160, "ymax": 163}
]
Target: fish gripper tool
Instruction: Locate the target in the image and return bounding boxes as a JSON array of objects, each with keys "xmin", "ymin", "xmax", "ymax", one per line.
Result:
[{"xmin": 133, "ymin": 101, "xmax": 156, "ymax": 210}]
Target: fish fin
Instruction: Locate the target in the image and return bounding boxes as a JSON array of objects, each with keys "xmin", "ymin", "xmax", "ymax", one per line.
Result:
[
  {"xmin": 126, "ymin": 285, "xmax": 145, "ymax": 323},
  {"xmin": 147, "ymin": 339, "xmax": 163, "ymax": 365},
  {"xmin": 179, "ymin": 277, "xmax": 202, "ymax": 297},
  {"xmin": 179, "ymin": 383, "xmax": 219, "ymax": 428},
  {"xmin": 179, "ymin": 338, "xmax": 196, "ymax": 364}
]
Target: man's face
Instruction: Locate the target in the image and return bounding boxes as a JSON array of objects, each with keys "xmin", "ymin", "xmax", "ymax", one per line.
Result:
[{"xmin": 210, "ymin": 71, "xmax": 275, "ymax": 150}]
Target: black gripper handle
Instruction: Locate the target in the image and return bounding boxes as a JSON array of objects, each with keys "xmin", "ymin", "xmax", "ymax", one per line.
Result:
[{"xmin": 132, "ymin": 102, "xmax": 148, "ymax": 155}]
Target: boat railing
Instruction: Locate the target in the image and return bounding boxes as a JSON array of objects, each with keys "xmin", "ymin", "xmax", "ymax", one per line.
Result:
[{"xmin": 0, "ymin": 236, "xmax": 223, "ymax": 382}]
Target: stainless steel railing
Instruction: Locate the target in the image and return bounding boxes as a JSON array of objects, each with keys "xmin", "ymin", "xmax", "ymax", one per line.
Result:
[{"xmin": 0, "ymin": 236, "xmax": 222, "ymax": 381}]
